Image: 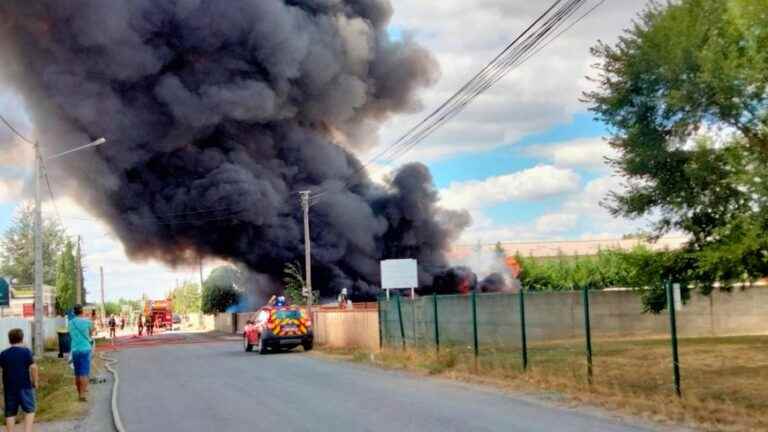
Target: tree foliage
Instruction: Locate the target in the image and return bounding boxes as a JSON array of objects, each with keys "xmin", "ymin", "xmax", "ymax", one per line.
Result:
[
  {"xmin": 103, "ymin": 301, "xmax": 122, "ymax": 317},
  {"xmin": 201, "ymin": 266, "xmax": 241, "ymax": 314},
  {"xmin": 518, "ymin": 247, "xmax": 701, "ymax": 313},
  {"xmin": 54, "ymin": 239, "xmax": 76, "ymax": 315},
  {"xmin": 172, "ymin": 281, "xmax": 202, "ymax": 315},
  {"xmin": 282, "ymin": 262, "xmax": 305, "ymax": 306},
  {"xmin": 584, "ymin": 0, "xmax": 768, "ymax": 288},
  {"xmin": 0, "ymin": 203, "xmax": 67, "ymax": 285}
]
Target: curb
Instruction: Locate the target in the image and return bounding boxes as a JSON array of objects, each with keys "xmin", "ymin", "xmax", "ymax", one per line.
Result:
[{"xmin": 99, "ymin": 351, "xmax": 126, "ymax": 432}]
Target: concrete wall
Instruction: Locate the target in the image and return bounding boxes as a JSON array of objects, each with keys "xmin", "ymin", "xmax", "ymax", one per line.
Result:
[
  {"xmin": 214, "ymin": 313, "xmax": 235, "ymax": 333},
  {"xmin": 312, "ymin": 309, "xmax": 379, "ymax": 350},
  {"xmin": 0, "ymin": 317, "xmax": 67, "ymax": 351},
  {"xmin": 182, "ymin": 313, "xmax": 215, "ymax": 331},
  {"xmin": 381, "ymin": 287, "xmax": 768, "ymax": 347}
]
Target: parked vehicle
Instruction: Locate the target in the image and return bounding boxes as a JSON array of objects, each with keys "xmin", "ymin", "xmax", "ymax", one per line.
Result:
[
  {"xmin": 243, "ymin": 305, "xmax": 313, "ymax": 354},
  {"xmin": 143, "ymin": 299, "xmax": 173, "ymax": 329}
]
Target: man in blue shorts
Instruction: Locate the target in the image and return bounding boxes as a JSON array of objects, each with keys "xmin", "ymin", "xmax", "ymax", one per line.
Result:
[
  {"xmin": 0, "ymin": 328, "xmax": 38, "ymax": 432},
  {"xmin": 68, "ymin": 304, "xmax": 93, "ymax": 402}
]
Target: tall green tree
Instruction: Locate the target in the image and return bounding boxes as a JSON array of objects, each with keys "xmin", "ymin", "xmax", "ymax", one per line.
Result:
[
  {"xmin": 0, "ymin": 203, "xmax": 67, "ymax": 285},
  {"xmin": 585, "ymin": 0, "xmax": 768, "ymax": 288},
  {"xmin": 54, "ymin": 239, "xmax": 76, "ymax": 314},
  {"xmin": 201, "ymin": 265, "xmax": 241, "ymax": 314},
  {"xmin": 172, "ymin": 281, "xmax": 202, "ymax": 315}
]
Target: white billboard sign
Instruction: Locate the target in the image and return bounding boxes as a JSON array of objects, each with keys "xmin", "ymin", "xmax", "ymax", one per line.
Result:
[{"xmin": 380, "ymin": 259, "xmax": 418, "ymax": 290}]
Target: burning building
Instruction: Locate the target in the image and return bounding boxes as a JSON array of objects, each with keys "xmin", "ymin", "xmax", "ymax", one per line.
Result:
[{"xmin": 0, "ymin": 0, "xmax": 472, "ymax": 301}]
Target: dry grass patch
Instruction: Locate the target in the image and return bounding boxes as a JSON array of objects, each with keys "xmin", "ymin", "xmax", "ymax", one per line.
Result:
[{"xmin": 322, "ymin": 335, "xmax": 768, "ymax": 431}]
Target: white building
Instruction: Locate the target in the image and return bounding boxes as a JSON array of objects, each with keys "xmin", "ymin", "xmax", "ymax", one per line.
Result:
[{"xmin": 1, "ymin": 284, "xmax": 55, "ymax": 318}]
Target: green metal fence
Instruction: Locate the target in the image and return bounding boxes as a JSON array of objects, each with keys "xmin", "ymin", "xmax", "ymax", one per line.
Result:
[{"xmin": 379, "ymin": 285, "xmax": 684, "ymax": 398}]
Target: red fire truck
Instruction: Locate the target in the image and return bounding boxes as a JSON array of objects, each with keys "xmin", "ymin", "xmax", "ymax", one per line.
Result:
[{"xmin": 144, "ymin": 299, "xmax": 173, "ymax": 328}]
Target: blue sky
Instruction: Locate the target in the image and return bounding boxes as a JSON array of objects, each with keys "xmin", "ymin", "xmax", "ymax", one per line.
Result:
[
  {"xmin": 0, "ymin": 0, "xmax": 649, "ymax": 300},
  {"xmin": 427, "ymin": 113, "xmax": 608, "ymax": 188}
]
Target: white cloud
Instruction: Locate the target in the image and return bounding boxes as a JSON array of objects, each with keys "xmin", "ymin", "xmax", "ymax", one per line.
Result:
[
  {"xmin": 452, "ymin": 173, "xmax": 650, "ymax": 243},
  {"xmin": 0, "ymin": 178, "xmax": 23, "ymax": 203},
  {"xmin": 439, "ymin": 165, "xmax": 580, "ymax": 210},
  {"xmin": 371, "ymin": 0, "xmax": 647, "ymax": 162},
  {"xmin": 35, "ymin": 196, "xmax": 220, "ymax": 302},
  {"xmin": 527, "ymin": 137, "xmax": 618, "ymax": 170},
  {"xmin": 534, "ymin": 213, "xmax": 579, "ymax": 234},
  {"xmin": 535, "ymin": 175, "xmax": 653, "ymax": 238}
]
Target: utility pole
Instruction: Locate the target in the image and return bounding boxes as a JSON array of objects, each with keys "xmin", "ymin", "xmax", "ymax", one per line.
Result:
[
  {"xmin": 100, "ymin": 266, "xmax": 105, "ymax": 323},
  {"xmin": 33, "ymin": 142, "xmax": 44, "ymax": 356},
  {"xmin": 299, "ymin": 191, "xmax": 313, "ymax": 309},
  {"xmin": 75, "ymin": 236, "xmax": 82, "ymax": 305},
  {"xmin": 1, "ymin": 119, "xmax": 106, "ymax": 356},
  {"xmin": 199, "ymin": 257, "xmax": 204, "ymax": 290}
]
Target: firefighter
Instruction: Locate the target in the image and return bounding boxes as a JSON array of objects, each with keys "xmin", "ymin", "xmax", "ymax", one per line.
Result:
[{"xmin": 108, "ymin": 315, "xmax": 117, "ymax": 339}]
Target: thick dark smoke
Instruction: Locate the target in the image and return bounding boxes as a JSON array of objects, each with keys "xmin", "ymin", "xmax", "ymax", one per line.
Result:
[{"xmin": 0, "ymin": 0, "xmax": 471, "ymax": 301}]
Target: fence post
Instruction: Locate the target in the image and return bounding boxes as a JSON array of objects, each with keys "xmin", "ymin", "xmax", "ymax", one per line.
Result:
[
  {"xmin": 432, "ymin": 292, "xmax": 440, "ymax": 353},
  {"xmin": 519, "ymin": 289, "xmax": 528, "ymax": 371},
  {"xmin": 412, "ymin": 297, "xmax": 418, "ymax": 344},
  {"xmin": 377, "ymin": 293, "xmax": 383, "ymax": 350},
  {"xmin": 582, "ymin": 287, "xmax": 593, "ymax": 385},
  {"xmin": 471, "ymin": 291, "xmax": 479, "ymax": 359},
  {"xmin": 396, "ymin": 293, "xmax": 406, "ymax": 350},
  {"xmin": 666, "ymin": 281, "xmax": 682, "ymax": 398}
]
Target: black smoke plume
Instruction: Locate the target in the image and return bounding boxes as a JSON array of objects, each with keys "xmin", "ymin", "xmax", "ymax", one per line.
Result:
[{"xmin": 0, "ymin": 0, "xmax": 470, "ymax": 301}]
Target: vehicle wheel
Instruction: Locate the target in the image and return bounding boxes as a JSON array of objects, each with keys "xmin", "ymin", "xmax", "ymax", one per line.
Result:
[
  {"xmin": 302, "ymin": 340, "xmax": 314, "ymax": 352},
  {"xmin": 243, "ymin": 335, "xmax": 253, "ymax": 352},
  {"xmin": 258, "ymin": 335, "xmax": 268, "ymax": 355}
]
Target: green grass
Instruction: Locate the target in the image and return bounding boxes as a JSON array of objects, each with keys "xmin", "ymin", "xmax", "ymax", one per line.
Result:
[
  {"xmin": 322, "ymin": 335, "xmax": 768, "ymax": 432},
  {"xmin": 0, "ymin": 357, "xmax": 91, "ymax": 423}
]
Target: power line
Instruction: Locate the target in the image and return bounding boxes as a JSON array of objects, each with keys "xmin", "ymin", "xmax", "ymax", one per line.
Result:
[
  {"xmin": 0, "ymin": 113, "xmax": 34, "ymax": 144},
  {"xmin": 39, "ymin": 157, "xmax": 64, "ymax": 225},
  {"xmin": 310, "ymin": 0, "xmax": 604, "ymax": 204}
]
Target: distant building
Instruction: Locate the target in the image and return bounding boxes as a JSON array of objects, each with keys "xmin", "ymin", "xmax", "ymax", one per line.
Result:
[{"xmin": 2, "ymin": 284, "xmax": 56, "ymax": 318}]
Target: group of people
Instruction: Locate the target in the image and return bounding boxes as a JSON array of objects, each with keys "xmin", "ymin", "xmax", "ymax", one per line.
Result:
[
  {"xmin": 137, "ymin": 314, "xmax": 156, "ymax": 336},
  {"xmin": 0, "ymin": 304, "xmax": 94, "ymax": 432}
]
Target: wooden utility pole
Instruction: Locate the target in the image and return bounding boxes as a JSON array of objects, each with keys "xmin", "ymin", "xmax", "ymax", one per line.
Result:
[
  {"xmin": 33, "ymin": 142, "xmax": 44, "ymax": 356},
  {"xmin": 100, "ymin": 266, "xmax": 105, "ymax": 322},
  {"xmin": 299, "ymin": 191, "xmax": 313, "ymax": 309},
  {"xmin": 75, "ymin": 236, "xmax": 83, "ymax": 305},
  {"xmin": 199, "ymin": 257, "xmax": 204, "ymax": 289}
]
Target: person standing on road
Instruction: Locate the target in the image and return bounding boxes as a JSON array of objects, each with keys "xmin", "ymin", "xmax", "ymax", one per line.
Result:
[
  {"xmin": 69, "ymin": 304, "xmax": 94, "ymax": 402},
  {"xmin": 146, "ymin": 315, "xmax": 154, "ymax": 336},
  {"xmin": 138, "ymin": 314, "xmax": 144, "ymax": 336},
  {"xmin": 0, "ymin": 328, "xmax": 38, "ymax": 432},
  {"xmin": 108, "ymin": 315, "xmax": 117, "ymax": 339}
]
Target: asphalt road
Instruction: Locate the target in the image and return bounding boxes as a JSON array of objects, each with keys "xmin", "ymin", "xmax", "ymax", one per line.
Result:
[{"xmin": 116, "ymin": 339, "xmax": 659, "ymax": 432}]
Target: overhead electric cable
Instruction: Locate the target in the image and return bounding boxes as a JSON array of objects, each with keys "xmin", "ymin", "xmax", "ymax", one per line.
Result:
[
  {"xmin": 0, "ymin": 113, "xmax": 34, "ymax": 144},
  {"xmin": 309, "ymin": 0, "xmax": 605, "ymax": 205}
]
